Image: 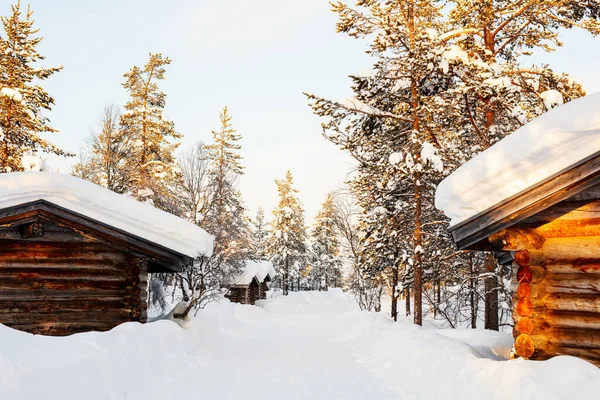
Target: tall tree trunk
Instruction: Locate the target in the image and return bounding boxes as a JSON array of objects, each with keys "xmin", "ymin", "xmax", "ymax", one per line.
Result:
[
  {"xmin": 484, "ymin": 253, "xmax": 499, "ymax": 330},
  {"xmin": 405, "ymin": 287, "xmax": 411, "ymax": 316}
]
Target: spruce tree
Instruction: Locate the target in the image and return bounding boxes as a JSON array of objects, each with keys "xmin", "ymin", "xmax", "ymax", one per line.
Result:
[
  {"xmin": 267, "ymin": 171, "xmax": 307, "ymax": 295},
  {"xmin": 251, "ymin": 207, "xmax": 269, "ymax": 261},
  {"xmin": 202, "ymin": 106, "xmax": 251, "ymax": 280},
  {"xmin": 120, "ymin": 53, "xmax": 182, "ymax": 208},
  {"xmin": 0, "ymin": 2, "xmax": 67, "ymax": 172},
  {"xmin": 309, "ymin": 194, "xmax": 342, "ymax": 291}
]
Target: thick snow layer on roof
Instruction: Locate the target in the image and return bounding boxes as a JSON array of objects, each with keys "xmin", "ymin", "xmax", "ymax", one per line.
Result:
[
  {"xmin": 0, "ymin": 172, "xmax": 213, "ymax": 258},
  {"xmin": 436, "ymin": 93, "xmax": 600, "ymax": 226},
  {"xmin": 231, "ymin": 260, "xmax": 276, "ymax": 285}
]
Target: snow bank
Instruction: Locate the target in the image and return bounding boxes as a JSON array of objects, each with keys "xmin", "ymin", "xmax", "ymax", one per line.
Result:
[
  {"xmin": 0, "ymin": 172, "xmax": 213, "ymax": 258},
  {"xmin": 1, "ymin": 291, "xmax": 599, "ymax": 399},
  {"xmin": 436, "ymin": 93, "xmax": 600, "ymax": 226}
]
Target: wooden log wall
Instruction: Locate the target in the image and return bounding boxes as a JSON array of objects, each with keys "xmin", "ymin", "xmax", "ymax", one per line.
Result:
[
  {"xmin": 0, "ymin": 221, "xmax": 147, "ymax": 336},
  {"xmin": 512, "ymin": 245, "xmax": 600, "ymax": 366},
  {"xmin": 225, "ymin": 287, "xmax": 249, "ymax": 304},
  {"xmin": 259, "ymin": 282, "xmax": 268, "ymax": 300}
]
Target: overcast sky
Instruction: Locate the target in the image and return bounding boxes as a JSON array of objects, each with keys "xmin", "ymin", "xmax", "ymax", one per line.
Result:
[{"xmin": 17, "ymin": 0, "xmax": 600, "ymax": 224}]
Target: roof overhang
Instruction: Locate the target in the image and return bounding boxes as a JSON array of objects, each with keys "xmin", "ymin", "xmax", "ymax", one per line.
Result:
[
  {"xmin": 0, "ymin": 200, "xmax": 192, "ymax": 272},
  {"xmin": 449, "ymin": 150, "xmax": 600, "ymax": 251}
]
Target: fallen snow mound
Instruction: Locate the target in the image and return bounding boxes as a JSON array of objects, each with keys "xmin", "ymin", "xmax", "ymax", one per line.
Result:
[
  {"xmin": 436, "ymin": 92, "xmax": 600, "ymax": 226},
  {"xmin": 0, "ymin": 172, "xmax": 213, "ymax": 257},
  {"xmin": 1, "ymin": 291, "xmax": 599, "ymax": 399}
]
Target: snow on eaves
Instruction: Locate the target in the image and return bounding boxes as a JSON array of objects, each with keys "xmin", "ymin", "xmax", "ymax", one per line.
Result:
[
  {"xmin": 436, "ymin": 92, "xmax": 600, "ymax": 226},
  {"xmin": 0, "ymin": 172, "xmax": 213, "ymax": 258},
  {"xmin": 229, "ymin": 260, "xmax": 276, "ymax": 286}
]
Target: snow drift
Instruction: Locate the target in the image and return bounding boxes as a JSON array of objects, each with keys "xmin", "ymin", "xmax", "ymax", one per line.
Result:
[{"xmin": 1, "ymin": 290, "xmax": 598, "ymax": 399}]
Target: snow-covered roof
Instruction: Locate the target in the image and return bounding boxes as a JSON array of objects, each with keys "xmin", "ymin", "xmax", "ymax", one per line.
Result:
[
  {"xmin": 0, "ymin": 172, "xmax": 213, "ymax": 258},
  {"xmin": 436, "ymin": 92, "xmax": 600, "ymax": 227},
  {"xmin": 230, "ymin": 260, "xmax": 276, "ymax": 286}
]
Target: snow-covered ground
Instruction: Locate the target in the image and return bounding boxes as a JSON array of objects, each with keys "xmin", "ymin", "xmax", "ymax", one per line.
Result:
[{"xmin": 1, "ymin": 290, "xmax": 599, "ymax": 399}]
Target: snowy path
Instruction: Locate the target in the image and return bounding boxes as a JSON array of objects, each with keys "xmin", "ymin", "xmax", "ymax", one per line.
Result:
[{"xmin": 1, "ymin": 290, "xmax": 599, "ymax": 399}]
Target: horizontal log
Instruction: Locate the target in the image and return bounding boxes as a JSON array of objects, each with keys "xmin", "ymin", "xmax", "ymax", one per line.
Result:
[
  {"xmin": 544, "ymin": 293, "xmax": 600, "ymax": 313},
  {"xmin": 544, "ymin": 276, "xmax": 600, "ymax": 294},
  {"xmin": 0, "ymin": 240, "xmax": 117, "ymax": 252},
  {"xmin": 0, "ymin": 287, "xmax": 142, "ymax": 299},
  {"xmin": 0, "ymin": 298, "xmax": 133, "ymax": 313},
  {"xmin": 546, "ymin": 328, "xmax": 600, "ymax": 349},
  {"xmin": 553, "ymin": 346, "xmax": 600, "ymax": 364},
  {"xmin": 544, "ymin": 311, "xmax": 600, "ymax": 329},
  {"xmin": 544, "ymin": 263, "xmax": 600, "ymax": 275},
  {"xmin": 0, "ymin": 276, "xmax": 135, "ymax": 291},
  {"xmin": 5, "ymin": 321, "xmax": 121, "ymax": 336},
  {"xmin": 0, "ymin": 310, "xmax": 133, "ymax": 323},
  {"xmin": 0, "ymin": 267, "xmax": 127, "ymax": 279},
  {"xmin": 0, "ymin": 251, "xmax": 128, "ymax": 262},
  {"xmin": 524, "ymin": 237, "xmax": 600, "ymax": 264}
]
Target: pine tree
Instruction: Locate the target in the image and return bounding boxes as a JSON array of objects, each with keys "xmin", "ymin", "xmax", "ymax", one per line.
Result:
[
  {"xmin": 119, "ymin": 53, "xmax": 182, "ymax": 208},
  {"xmin": 310, "ymin": 0, "xmax": 453, "ymax": 323},
  {"xmin": 309, "ymin": 194, "xmax": 342, "ymax": 290},
  {"xmin": 202, "ymin": 106, "xmax": 251, "ymax": 280},
  {"xmin": 71, "ymin": 104, "xmax": 129, "ymax": 193},
  {"xmin": 267, "ymin": 171, "xmax": 307, "ymax": 296},
  {"xmin": 0, "ymin": 2, "xmax": 68, "ymax": 172},
  {"xmin": 251, "ymin": 207, "xmax": 269, "ymax": 261}
]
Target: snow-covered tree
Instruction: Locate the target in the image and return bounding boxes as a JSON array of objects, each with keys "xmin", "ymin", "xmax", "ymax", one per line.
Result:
[
  {"xmin": 267, "ymin": 171, "xmax": 307, "ymax": 295},
  {"xmin": 309, "ymin": 0, "xmax": 453, "ymax": 324},
  {"xmin": 309, "ymin": 194, "xmax": 343, "ymax": 290},
  {"xmin": 251, "ymin": 207, "xmax": 269, "ymax": 261},
  {"xmin": 201, "ymin": 106, "xmax": 251, "ymax": 280},
  {"xmin": 439, "ymin": 0, "xmax": 600, "ymax": 330},
  {"xmin": 120, "ymin": 53, "xmax": 182, "ymax": 208},
  {"xmin": 71, "ymin": 104, "xmax": 129, "ymax": 193},
  {"xmin": 0, "ymin": 2, "xmax": 69, "ymax": 172}
]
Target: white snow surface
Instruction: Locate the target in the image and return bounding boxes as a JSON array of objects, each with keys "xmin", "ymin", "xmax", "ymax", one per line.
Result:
[
  {"xmin": 436, "ymin": 92, "xmax": 600, "ymax": 226},
  {"xmin": 0, "ymin": 172, "xmax": 213, "ymax": 258},
  {"xmin": 1, "ymin": 290, "xmax": 598, "ymax": 399},
  {"xmin": 230, "ymin": 260, "xmax": 276, "ymax": 285}
]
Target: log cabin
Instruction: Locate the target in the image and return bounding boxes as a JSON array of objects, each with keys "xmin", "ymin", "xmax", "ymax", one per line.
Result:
[
  {"xmin": 224, "ymin": 260, "xmax": 275, "ymax": 305},
  {"xmin": 435, "ymin": 93, "xmax": 600, "ymax": 366},
  {"xmin": 0, "ymin": 172, "xmax": 213, "ymax": 336}
]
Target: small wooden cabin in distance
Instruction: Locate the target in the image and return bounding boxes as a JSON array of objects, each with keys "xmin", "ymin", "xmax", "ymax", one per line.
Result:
[
  {"xmin": 224, "ymin": 261, "xmax": 276, "ymax": 305},
  {"xmin": 436, "ymin": 93, "xmax": 600, "ymax": 366},
  {"xmin": 0, "ymin": 172, "xmax": 213, "ymax": 336}
]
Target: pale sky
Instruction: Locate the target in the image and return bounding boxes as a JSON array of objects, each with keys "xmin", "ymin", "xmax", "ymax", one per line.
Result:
[{"xmin": 15, "ymin": 0, "xmax": 600, "ymax": 225}]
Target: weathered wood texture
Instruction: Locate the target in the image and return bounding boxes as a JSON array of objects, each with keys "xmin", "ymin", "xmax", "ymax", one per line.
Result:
[
  {"xmin": 511, "ymin": 246, "xmax": 600, "ymax": 366},
  {"xmin": 0, "ymin": 220, "xmax": 147, "ymax": 336},
  {"xmin": 225, "ymin": 279, "xmax": 267, "ymax": 305}
]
